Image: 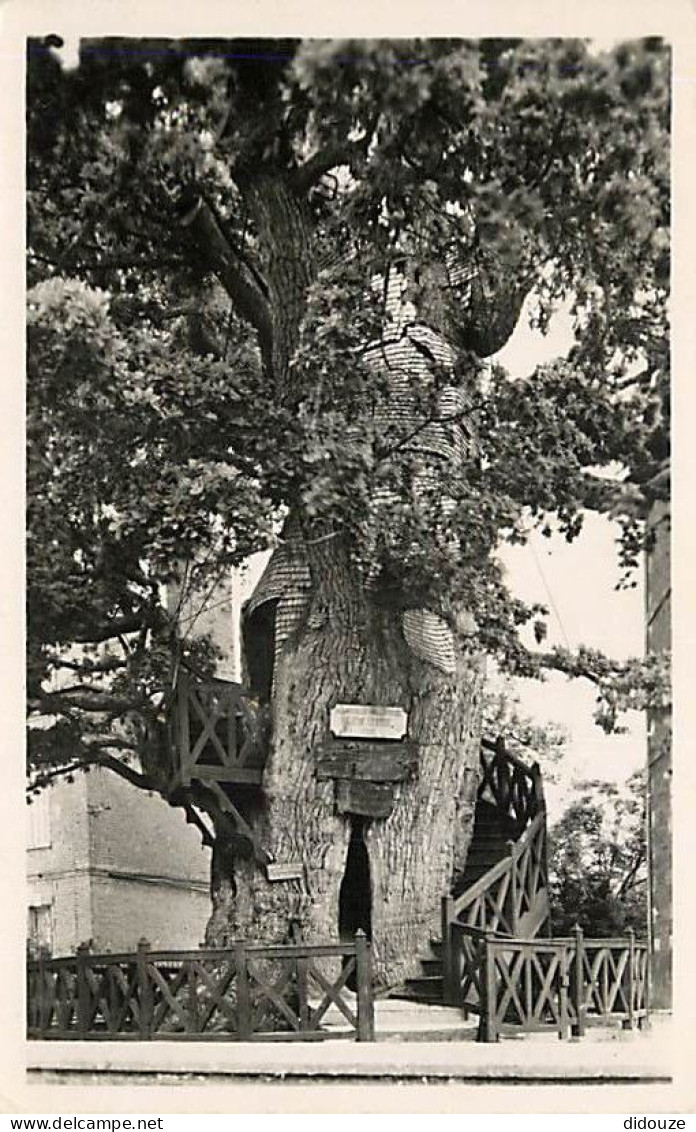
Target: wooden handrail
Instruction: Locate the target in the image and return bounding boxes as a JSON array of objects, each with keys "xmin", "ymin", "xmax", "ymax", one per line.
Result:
[
  {"xmin": 509, "ymin": 810, "xmax": 545, "ymax": 857},
  {"xmin": 480, "ymin": 740, "xmax": 539, "ymax": 781},
  {"xmin": 453, "ymin": 925, "xmax": 649, "ymax": 950},
  {"xmin": 452, "ymin": 810, "xmax": 546, "ymax": 920},
  {"xmin": 453, "ymin": 856, "xmax": 510, "ymax": 916},
  {"xmin": 27, "ymin": 940, "xmax": 366, "ymax": 969}
]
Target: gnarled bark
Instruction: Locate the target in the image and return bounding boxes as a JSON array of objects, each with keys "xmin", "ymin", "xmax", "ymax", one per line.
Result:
[
  {"xmin": 207, "ymin": 541, "xmax": 483, "ymax": 988},
  {"xmin": 194, "ymin": 170, "xmax": 488, "ymax": 985}
]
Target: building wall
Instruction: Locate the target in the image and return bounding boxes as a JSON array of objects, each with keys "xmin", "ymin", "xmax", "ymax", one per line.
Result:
[
  {"xmin": 646, "ymin": 501, "xmax": 671, "ymax": 1010},
  {"xmin": 88, "ymin": 873, "xmax": 210, "ymax": 952},
  {"xmin": 85, "ymin": 768, "xmax": 211, "ymax": 952},
  {"xmin": 27, "ymin": 769, "xmax": 212, "ymax": 956},
  {"xmin": 167, "ymin": 566, "xmax": 241, "ymax": 681},
  {"xmin": 27, "ymin": 775, "xmax": 94, "ymax": 956}
]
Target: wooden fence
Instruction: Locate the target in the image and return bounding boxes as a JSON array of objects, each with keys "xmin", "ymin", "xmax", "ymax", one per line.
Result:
[
  {"xmin": 447, "ymin": 923, "xmax": 649, "ymax": 1042},
  {"xmin": 28, "ymin": 935, "xmax": 375, "ymax": 1043}
]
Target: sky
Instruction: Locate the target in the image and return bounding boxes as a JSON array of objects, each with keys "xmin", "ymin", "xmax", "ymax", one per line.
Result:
[{"xmin": 492, "ymin": 298, "xmax": 645, "ymax": 817}]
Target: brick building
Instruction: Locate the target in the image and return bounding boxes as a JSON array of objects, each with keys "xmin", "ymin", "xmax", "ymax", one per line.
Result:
[{"xmin": 27, "ymin": 762, "xmax": 212, "ymax": 957}]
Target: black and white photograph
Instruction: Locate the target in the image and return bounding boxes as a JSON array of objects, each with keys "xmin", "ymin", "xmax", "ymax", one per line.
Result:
[{"xmin": 6, "ymin": 6, "xmax": 690, "ymax": 1112}]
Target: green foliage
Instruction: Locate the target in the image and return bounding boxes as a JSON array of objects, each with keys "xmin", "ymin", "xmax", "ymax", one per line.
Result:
[
  {"xmin": 483, "ymin": 679, "xmax": 568, "ymax": 774},
  {"xmin": 548, "ymin": 772, "xmax": 648, "ymax": 937},
  {"xmin": 26, "ymin": 37, "xmax": 670, "ymax": 792}
]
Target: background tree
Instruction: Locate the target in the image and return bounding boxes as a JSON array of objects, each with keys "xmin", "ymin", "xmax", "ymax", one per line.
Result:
[
  {"xmin": 548, "ymin": 772, "xmax": 647, "ymax": 936},
  {"xmin": 27, "ymin": 37, "xmax": 669, "ymax": 983}
]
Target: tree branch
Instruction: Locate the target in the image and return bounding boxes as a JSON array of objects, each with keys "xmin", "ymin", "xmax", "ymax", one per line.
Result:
[
  {"xmin": 50, "ymin": 656, "xmax": 127, "ymax": 675},
  {"xmin": 28, "ymin": 743, "xmax": 150, "ymax": 793},
  {"xmin": 615, "ymin": 852, "xmax": 647, "ymax": 899},
  {"xmin": 291, "ymin": 137, "xmax": 368, "ymax": 194},
  {"xmin": 178, "ymin": 801, "xmax": 216, "ymax": 850},
  {"xmin": 179, "ymin": 196, "xmax": 273, "ymax": 364},
  {"xmin": 92, "ymin": 752, "xmax": 158, "ymax": 792},
  {"xmin": 27, "ymin": 760, "xmax": 90, "ymax": 791},
  {"xmin": 375, "ymin": 406, "xmax": 471, "ymax": 465},
  {"xmin": 30, "ymin": 688, "xmax": 143, "ymax": 716},
  {"xmin": 71, "ymin": 610, "xmax": 166, "ymax": 644},
  {"xmin": 29, "ymin": 249, "xmax": 186, "ymax": 273}
]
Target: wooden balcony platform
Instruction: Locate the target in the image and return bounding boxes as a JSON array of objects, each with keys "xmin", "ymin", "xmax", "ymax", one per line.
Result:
[{"xmin": 169, "ymin": 671, "xmax": 268, "ymax": 791}]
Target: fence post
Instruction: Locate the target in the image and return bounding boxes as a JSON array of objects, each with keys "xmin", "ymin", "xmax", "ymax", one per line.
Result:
[
  {"xmin": 441, "ymin": 894, "xmax": 454, "ymax": 1006},
  {"xmin": 76, "ymin": 942, "xmax": 90, "ymax": 1037},
  {"xmin": 187, "ymin": 959, "xmax": 200, "ymax": 1035},
  {"xmin": 530, "ymin": 761, "xmax": 543, "ymax": 815},
  {"xmin": 506, "ymin": 840, "xmax": 518, "ymax": 934},
  {"xmin": 37, "ymin": 946, "xmax": 48, "ymax": 1034},
  {"xmin": 571, "ymin": 924, "xmax": 585, "ymax": 1038},
  {"xmin": 640, "ymin": 943, "xmax": 650, "ymax": 1029},
  {"xmin": 355, "ymin": 930, "xmax": 375, "ymax": 1041},
  {"xmin": 478, "ymin": 931, "xmax": 498, "ymax": 1043},
  {"xmin": 137, "ymin": 938, "xmax": 152, "ymax": 1039},
  {"xmin": 235, "ymin": 942, "xmax": 251, "ymax": 1039},
  {"xmin": 557, "ymin": 945, "xmax": 570, "ymax": 1041},
  {"xmin": 623, "ymin": 928, "xmax": 636, "ymax": 1031}
]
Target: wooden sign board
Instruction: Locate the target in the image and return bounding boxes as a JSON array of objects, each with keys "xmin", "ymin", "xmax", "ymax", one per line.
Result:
[
  {"xmin": 317, "ymin": 740, "xmax": 417, "ymax": 783},
  {"xmin": 330, "ymin": 703, "xmax": 407, "ymax": 741},
  {"xmin": 336, "ymin": 779, "xmax": 395, "ymax": 819},
  {"xmin": 266, "ymin": 862, "xmax": 303, "ymax": 882}
]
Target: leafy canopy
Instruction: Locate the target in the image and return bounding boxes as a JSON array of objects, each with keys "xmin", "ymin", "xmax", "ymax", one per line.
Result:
[
  {"xmin": 27, "ymin": 37, "xmax": 670, "ymax": 791},
  {"xmin": 548, "ymin": 772, "xmax": 647, "ymax": 936}
]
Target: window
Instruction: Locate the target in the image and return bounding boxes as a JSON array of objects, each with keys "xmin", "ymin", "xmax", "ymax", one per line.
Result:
[
  {"xmin": 27, "ymin": 791, "xmax": 51, "ymax": 849},
  {"xmin": 27, "ymin": 904, "xmax": 53, "ymax": 954}
]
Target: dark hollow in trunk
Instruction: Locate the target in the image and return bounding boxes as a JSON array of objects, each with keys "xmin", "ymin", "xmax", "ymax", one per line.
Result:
[{"xmin": 339, "ymin": 816, "xmax": 373, "ymax": 943}]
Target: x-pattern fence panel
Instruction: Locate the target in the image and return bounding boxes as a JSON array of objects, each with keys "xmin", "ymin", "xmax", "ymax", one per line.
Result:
[
  {"xmin": 489, "ymin": 941, "xmax": 569, "ymax": 1038},
  {"xmin": 571, "ymin": 939, "xmax": 649, "ymax": 1033},
  {"xmin": 172, "ymin": 672, "xmax": 268, "ymax": 788},
  {"xmin": 28, "ymin": 937, "xmax": 375, "ymax": 1043},
  {"xmin": 458, "ymin": 863, "xmax": 515, "ymax": 936},
  {"xmin": 449, "ymin": 925, "xmax": 648, "ymax": 1042}
]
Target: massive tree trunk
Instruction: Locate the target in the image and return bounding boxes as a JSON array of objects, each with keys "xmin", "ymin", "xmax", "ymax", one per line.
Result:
[
  {"xmin": 193, "ymin": 170, "xmax": 484, "ymax": 986},
  {"xmin": 207, "ymin": 542, "xmax": 483, "ymax": 988}
]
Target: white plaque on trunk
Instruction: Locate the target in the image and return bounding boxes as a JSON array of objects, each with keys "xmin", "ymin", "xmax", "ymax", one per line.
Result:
[
  {"xmin": 266, "ymin": 862, "xmax": 303, "ymax": 882},
  {"xmin": 329, "ymin": 703, "xmax": 408, "ymax": 740}
]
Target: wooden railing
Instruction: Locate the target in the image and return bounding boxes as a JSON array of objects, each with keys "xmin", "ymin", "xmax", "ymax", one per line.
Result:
[
  {"xmin": 28, "ymin": 935, "xmax": 375, "ymax": 1043},
  {"xmin": 448, "ymin": 924, "xmax": 649, "ymax": 1042},
  {"xmin": 443, "ymin": 809, "xmax": 549, "ymax": 965},
  {"xmin": 440, "ymin": 740, "xmax": 549, "ymax": 1000},
  {"xmin": 478, "ymin": 737, "xmax": 543, "ymax": 830},
  {"xmin": 170, "ymin": 672, "xmax": 268, "ymax": 789}
]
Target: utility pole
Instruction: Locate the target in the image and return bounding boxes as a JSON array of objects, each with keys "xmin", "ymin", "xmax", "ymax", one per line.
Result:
[{"xmin": 645, "ymin": 501, "xmax": 671, "ymax": 1010}]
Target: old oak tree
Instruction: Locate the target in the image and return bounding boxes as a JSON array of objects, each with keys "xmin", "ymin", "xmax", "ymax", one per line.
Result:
[{"xmin": 27, "ymin": 38, "xmax": 669, "ymax": 984}]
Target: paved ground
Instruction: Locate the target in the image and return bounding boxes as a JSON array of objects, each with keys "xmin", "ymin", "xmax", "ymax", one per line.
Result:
[{"xmin": 27, "ymin": 1004, "xmax": 674, "ymax": 1086}]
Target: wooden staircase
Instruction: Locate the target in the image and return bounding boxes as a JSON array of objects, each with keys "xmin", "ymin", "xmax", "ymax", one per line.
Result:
[{"xmin": 398, "ymin": 738, "xmax": 550, "ymax": 1005}]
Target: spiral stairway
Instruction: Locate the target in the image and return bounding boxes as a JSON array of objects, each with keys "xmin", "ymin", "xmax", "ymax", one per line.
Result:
[{"xmin": 397, "ymin": 737, "xmax": 550, "ymax": 1004}]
